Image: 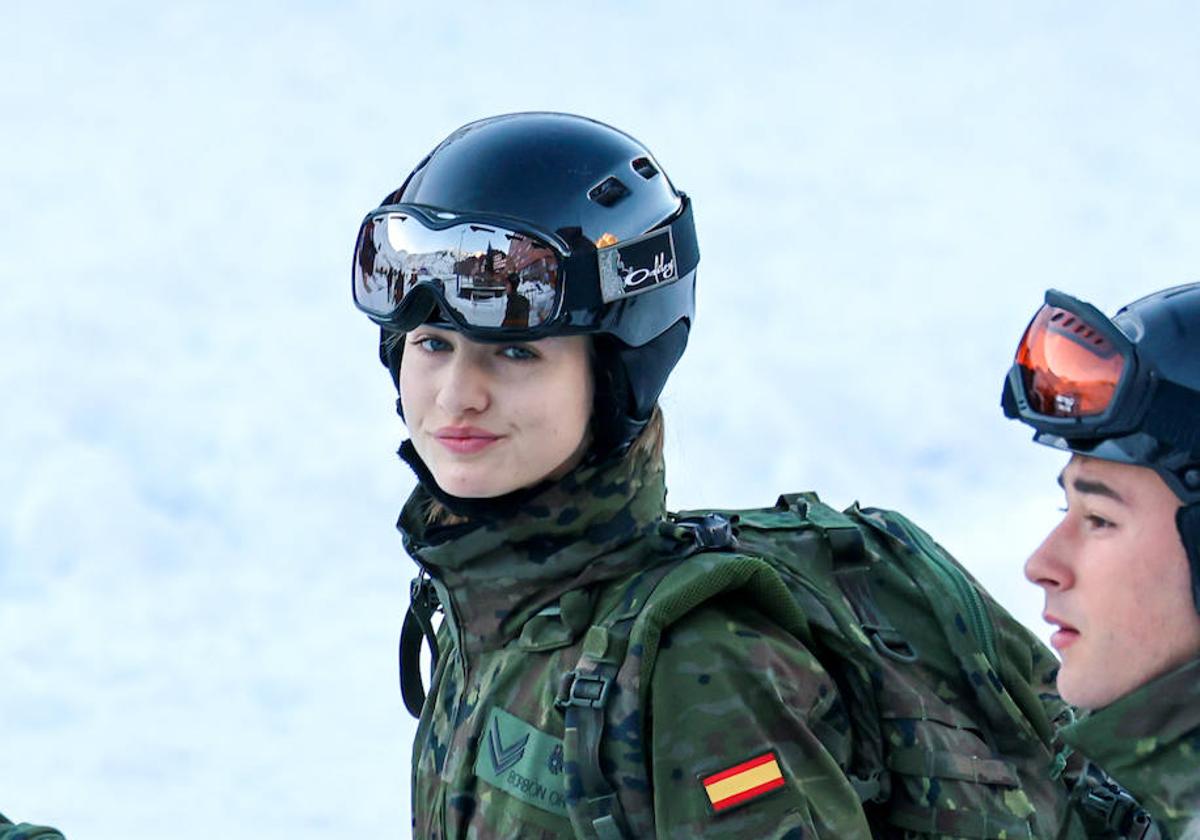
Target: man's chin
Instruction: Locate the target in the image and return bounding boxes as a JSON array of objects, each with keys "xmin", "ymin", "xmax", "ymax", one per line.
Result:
[{"xmin": 1056, "ymin": 665, "xmax": 1126, "ymax": 711}]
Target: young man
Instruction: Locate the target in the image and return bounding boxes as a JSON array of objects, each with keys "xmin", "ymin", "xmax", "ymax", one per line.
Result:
[{"xmin": 1004, "ymin": 283, "xmax": 1200, "ymax": 839}]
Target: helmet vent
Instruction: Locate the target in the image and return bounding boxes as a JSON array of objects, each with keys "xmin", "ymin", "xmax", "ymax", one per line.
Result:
[
  {"xmin": 632, "ymin": 157, "xmax": 659, "ymax": 179},
  {"xmin": 589, "ymin": 176, "xmax": 631, "ymax": 207}
]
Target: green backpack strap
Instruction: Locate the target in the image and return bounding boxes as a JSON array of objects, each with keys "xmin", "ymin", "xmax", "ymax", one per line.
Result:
[
  {"xmin": 849, "ymin": 504, "xmax": 1054, "ymax": 753},
  {"xmin": 852, "ymin": 505, "xmax": 1000, "ymax": 667},
  {"xmin": 777, "ymin": 493, "xmax": 918, "ymax": 665},
  {"xmin": 772, "ymin": 493, "xmax": 894, "ymax": 806},
  {"xmin": 556, "ymin": 558, "xmax": 683, "ymax": 840},
  {"xmin": 557, "ymin": 514, "xmax": 812, "ymax": 839}
]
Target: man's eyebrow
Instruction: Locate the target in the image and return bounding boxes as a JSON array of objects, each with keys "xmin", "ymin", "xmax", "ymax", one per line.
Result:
[{"xmin": 1058, "ymin": 471, "xmax": 1128, "ymax": 504}]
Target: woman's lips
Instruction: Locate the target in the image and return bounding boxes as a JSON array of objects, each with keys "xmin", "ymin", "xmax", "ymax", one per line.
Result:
[{"xmin": 434, "ymin": 427, "xmax": 501, "ymax": 454}]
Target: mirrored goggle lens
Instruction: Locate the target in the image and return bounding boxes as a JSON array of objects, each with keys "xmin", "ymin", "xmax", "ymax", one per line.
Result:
[
  {"xmin": 1016, "ymin": 304, "xmax": 1126, "ymax": 417},
  {"xmin": 353, "ymin": 212, "xmax": 562, "ymax": 330}
]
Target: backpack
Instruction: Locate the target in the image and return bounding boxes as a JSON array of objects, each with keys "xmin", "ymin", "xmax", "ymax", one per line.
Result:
[{"xmin": 401, "ymin": 492, "xmax": 1152, "ymax": 839}]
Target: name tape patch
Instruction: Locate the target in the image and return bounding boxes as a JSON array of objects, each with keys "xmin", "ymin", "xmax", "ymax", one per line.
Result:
[
  {"xmin": 474, "ymin": 708, "xmax": 568, "ymax": 817},
  {"xmin": 702, "ymin": 751, "xmax": 786, "ymax": 814}
]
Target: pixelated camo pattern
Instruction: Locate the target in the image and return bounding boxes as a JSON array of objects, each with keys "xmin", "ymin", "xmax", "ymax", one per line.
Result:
[
  {"xmin": 0, "ymin": 815, "xmax": 65, "ymax": 840},
  {"xmin": 1063, "ymin": 656, "xmax": 1200, "ymax": 839},
  {"xmin": 400, "ymin": 444, "xmax": 1095, "ymax": 838}
]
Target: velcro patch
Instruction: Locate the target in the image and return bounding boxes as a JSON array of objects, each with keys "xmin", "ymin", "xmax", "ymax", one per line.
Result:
[
  {"xmin": 473, "ymin": 708, "xmax": 568, "ymax": 817},
  {"xmin": 702, "ymin": 751, "xmax": 786, "ymax": 813}
]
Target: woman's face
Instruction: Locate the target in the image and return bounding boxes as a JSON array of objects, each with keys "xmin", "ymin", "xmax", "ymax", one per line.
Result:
[{"xmin": 399, "ymin": 326, "xmax": 593, "ymax": 498}]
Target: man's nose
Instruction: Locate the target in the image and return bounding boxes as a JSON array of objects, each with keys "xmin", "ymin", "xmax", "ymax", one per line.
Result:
[{"xmin": 1024, "ymin": 521, "xmax": 1075, "ymax": 592}]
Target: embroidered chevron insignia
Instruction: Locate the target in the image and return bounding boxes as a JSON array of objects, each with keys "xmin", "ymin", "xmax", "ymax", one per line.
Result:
[
  {"xmin": 487, "ymin": 715, "xmax": 530, "ymax": 774},
  {"xmin": 474, "ymin": 708, "xmax": 568, "ymax": 816}
]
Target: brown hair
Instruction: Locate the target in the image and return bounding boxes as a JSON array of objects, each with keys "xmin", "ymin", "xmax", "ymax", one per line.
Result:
[{"xmin": 423, "ymin": 405, "xmax": 664, "ymax": 526}]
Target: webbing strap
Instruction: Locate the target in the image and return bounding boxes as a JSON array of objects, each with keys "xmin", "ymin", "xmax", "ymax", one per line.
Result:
[
  {"xmin": 558, "ymin": 624, "xmax": 636, "ymax": 838},
  {"xmin": 777, "ymin": 494, "xmax": 916, "ymax": 663},
  {"xmin": 399, "ymin": 574, "xmax": 441, "ymax": 719},
  {"xmin": 558, "ymin": 523, "xmax": 726, "ymax": 839},
  {"xmin": 836, "ymin": 569, "xmax": 919, "ymax": 663},
  {"xmin": 774, "ymin": 494, "xmax": 894, "ymax": 805}
]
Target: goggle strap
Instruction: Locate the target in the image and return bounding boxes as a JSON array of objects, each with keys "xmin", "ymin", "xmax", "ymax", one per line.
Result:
[{"xmin": 669, "ymin": 196, "xmax": 700, "ymax": 279}]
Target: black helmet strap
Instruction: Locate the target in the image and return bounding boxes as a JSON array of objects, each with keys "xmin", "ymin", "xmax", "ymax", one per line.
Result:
[{"xmin": 1175, "ymin": 502, "xmax": 1200, "ymax": 615}]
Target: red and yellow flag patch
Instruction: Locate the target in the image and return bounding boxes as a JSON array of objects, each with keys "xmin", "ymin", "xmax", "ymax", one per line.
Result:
[{"xmin": 702, "ymin": 751, "xmax": 786, "ymax": 813}]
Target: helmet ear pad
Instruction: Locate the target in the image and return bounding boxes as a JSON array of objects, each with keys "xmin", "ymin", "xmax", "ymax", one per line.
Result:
[
  {"xmin": 1175, "ymin": 503, "xmax": 1200, "ymax": 615},
  {"xmin": 591, "ymin": 320, "xmax": 689, "ymax": 457},
  {"xmin": 380, "ymin": 328, "xmax": 406, "ymax": 419}
]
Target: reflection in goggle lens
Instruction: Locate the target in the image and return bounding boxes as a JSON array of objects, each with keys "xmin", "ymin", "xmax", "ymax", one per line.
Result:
[
  {"xmin": 353, "ymin": 212, "xmax": 562, "ymax": 330},
  {"xmin": 1016, "ymin": 305, "xmax": 1125, "ymax": 417}
]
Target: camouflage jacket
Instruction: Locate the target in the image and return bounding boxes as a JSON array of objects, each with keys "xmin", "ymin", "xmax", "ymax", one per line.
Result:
[
  {"xmin": 0, "ymin": 814, "xmax": 64, "ymax": 840},
  {"xmin": 399, "ymin": 446, "xmax": 1087, "ymax": 838},
  {"xmin": 1061, "ymin": 657, "xmax": 1200, "ymax": 839}
]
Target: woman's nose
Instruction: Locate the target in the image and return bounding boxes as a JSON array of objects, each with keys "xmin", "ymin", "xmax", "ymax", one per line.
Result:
[{"xmin": 436, "ymin": 354, "xmax": 491, "ymax": 417}]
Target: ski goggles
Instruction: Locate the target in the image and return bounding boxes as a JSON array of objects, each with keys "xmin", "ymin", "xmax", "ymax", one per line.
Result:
[
  {"xmin": 351, "ymin": 197, "xmax": 698, "ymax": 337},
  {"xmin": 1002, "ymin": 289, "xmax": 1144, "ymax": 437}
]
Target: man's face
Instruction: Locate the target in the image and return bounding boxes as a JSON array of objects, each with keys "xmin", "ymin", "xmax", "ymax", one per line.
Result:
[{"xmin": 1025, "ymin": 455, "xmax": 1200, "ymax": 709}]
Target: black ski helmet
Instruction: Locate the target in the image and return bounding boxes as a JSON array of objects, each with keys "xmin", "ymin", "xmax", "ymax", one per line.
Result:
[
  {"xmin": 364, "ymin": 112, "xmax": 699, "ymax": 458},
  {"xmin": 1003, "ymin": 282, "xmax": 1200, "ymax": 610}
]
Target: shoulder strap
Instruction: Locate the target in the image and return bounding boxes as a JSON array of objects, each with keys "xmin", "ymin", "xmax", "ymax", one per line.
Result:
[
  {"xmin": 399, "ymin": 572, "xmax": 442, "ymax": 719},
  {"xmin": 771, "ymin": 494, "xmax": 892, "ymax": 806},
  {"xmin": 776, "ymin": 494, "xmax": 917, "ymax": 664},
  {"xmin": 853, "ymin": 505, "xmax": 1000, "ymax": 667},
  {"xmin": 556, "ymin": 560, "xmax": 682, "ymax": 840}
]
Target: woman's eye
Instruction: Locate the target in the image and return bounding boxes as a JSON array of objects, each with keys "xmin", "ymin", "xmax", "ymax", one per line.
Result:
[
  {"xmin": 500, "ymin": 345, "xmax": 537, "ymax": 361},
  {"xmin": 1084, "ymin": 514, "xmax": 1113, "ymax": 530},
  {"xmin": 412, "ymin": 336, "xmax": 451, "ymax": 353}
]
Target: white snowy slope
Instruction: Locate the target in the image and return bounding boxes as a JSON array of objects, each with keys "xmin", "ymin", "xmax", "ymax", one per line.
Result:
[{"xmin": 3, "ymin": 2, "xmax": 1200, "ymax": 837}]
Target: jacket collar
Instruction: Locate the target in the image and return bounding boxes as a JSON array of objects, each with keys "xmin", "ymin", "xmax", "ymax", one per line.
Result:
[{"xmin": 397, "ymin": 443, "xmax": 669, "ymax": 655}]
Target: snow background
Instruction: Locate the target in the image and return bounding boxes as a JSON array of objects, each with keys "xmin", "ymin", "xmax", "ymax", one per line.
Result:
[{"xmin": 3, "ymin": 2, "xmax": 1199, "ymax": 836}]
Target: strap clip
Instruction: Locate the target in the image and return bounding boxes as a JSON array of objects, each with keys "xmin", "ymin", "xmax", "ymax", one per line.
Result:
[
  {"xmin": 673, "ymin": 513, "xmax": 735, "ymax": 549},
  {"xmin": 555, "ymin": 670, "xmax": 612, "ymax": 710}
]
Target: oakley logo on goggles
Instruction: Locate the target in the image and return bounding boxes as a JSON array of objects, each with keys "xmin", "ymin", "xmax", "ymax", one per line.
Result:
[
  {"xmin": 1003, "ymin": 289, "xmax": 1137, "ymax": 432},
  {"xmin": 352, "ymin": 203, "xmax": 688, "ymax": 334}
]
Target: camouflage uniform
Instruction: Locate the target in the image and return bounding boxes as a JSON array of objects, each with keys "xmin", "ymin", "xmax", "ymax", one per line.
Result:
[
  {"xmin": 1060, "ymin": 657, "xmax": 1200, "ymax": 839},
  {"xmin": 401, "ymin": 445, "xmax": 1089, "ymax": 838},
  {"xmin": 0, "ymin": 815, "xmax": 64, "ymax": 840}
]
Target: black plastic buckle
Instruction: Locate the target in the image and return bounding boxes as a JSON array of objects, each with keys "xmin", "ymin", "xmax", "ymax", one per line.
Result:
[
  {"xmin": 410, "ymin": 572, "xmax": 439, "ymax": 610},
  {"xmin": 555, "ymin": 671, "xmax": 611, "ymax": 710},
  {"xmin": 1081, "ymin": 782, "xmax": 1122, "ymax": 826},
  {"xmin": 675, "ymin": 514, "xmax": 735, "ymax": 549}
]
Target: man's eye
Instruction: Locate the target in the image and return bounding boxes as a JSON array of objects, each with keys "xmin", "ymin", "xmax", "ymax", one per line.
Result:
[{"xmin": 1084, "ymin": 514, "xmax": 1113, "ymax": 530}]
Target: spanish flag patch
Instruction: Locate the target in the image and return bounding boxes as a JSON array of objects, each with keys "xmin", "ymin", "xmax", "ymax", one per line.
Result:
[{"xmin": 702, "ymin": 751, "xmax": 786, "ymax": 813}]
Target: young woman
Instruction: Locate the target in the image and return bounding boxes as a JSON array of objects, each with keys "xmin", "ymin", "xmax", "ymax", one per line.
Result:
[{"xmin": 353, "ymin": 113, "xmax": 1090, "ymax": 839}]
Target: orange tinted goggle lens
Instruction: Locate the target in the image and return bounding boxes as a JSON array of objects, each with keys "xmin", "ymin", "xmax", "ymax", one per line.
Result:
[{"xmin": 1016, "ymin": 305, "xmax": 1125, "ymax": 417}]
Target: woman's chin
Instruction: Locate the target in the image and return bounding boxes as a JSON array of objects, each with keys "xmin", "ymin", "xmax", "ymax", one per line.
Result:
[{"xmin": 430, "ymin": 467, "xmax": 519, "ymax": 500}]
